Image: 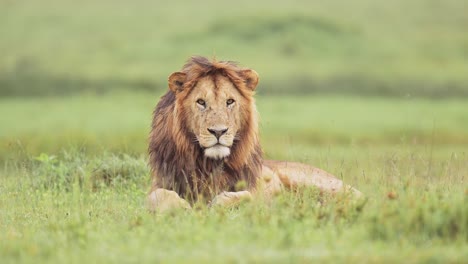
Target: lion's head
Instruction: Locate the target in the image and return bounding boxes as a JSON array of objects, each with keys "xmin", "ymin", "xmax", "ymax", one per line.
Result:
[
  {"xmin": 168, "ymin": 59, "xmax": 259, "ymax": 160},
  {"xmin": 149, "ymin": 56, "xmax": 263, "ymax": 200}
]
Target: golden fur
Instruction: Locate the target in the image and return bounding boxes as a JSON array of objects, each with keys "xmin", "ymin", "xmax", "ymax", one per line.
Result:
[
  {"xmin": 149, "ymin": 56, "xmax": 262, "ymax": 201},
  {"xmin": 148, "ymin": 56, "xmax": 361, "ymax": 211}
]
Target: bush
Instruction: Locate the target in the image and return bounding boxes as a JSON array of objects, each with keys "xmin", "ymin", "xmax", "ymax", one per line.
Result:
[{"xmin": 31, "ymin": 152, "xmax": 148, "ymax": 192}]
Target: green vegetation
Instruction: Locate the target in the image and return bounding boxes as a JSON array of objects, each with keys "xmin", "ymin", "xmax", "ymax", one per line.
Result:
[
  {"xmin": 1, "ymin": 0, "xmax": 468, "ymax": 97},
  {"xmin": 1, "ymin": 94, "xmax": 467, "ymax": 263},
  {"xmin": 1, "ymin": 93, "xmax": 468, "ymax": 161},
  {"xmin": 1, "ymin": 0, "xmax": 467, "ymax": 262}
]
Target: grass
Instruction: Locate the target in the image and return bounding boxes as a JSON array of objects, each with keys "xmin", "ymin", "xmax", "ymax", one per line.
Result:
[
  {"xmin": 1, "ymin": 0, "xmax": 468, "ymax": 262},
  {"xmin": 2, "ymin": 92, "xmax": 468, "ymax": 162},
  {"xmin": 1, "ymin": 93, "xmax": 467, "ymax": 263},
  {"xmin": 1, "ymin": 183, "xmax": 466, "ymax": 263},
  {"xmin": 1, "ymin": 0, "xmax": 468, "ymax": 97}
]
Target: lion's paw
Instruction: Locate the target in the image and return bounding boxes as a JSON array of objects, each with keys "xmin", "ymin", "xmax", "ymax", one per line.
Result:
[{"xmin": 147, "ymin": 188, "xmax": 191, "ymax": 212}]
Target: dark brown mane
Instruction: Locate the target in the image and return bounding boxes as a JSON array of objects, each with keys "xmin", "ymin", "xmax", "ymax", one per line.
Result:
[
  {"xmin": 148, "ymin": 56, "xmax": 263, "ymax": 202},
  {"xmin": 178, "ymin": 56, "xmax": 254, "ymax": 99}
]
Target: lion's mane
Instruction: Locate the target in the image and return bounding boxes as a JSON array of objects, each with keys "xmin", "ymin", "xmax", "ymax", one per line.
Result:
[{"xmin": 148, "ymin": 56, "xmax": 263, "ymax": 201}]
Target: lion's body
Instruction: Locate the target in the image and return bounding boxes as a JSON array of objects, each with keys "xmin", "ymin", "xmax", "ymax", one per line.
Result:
[{"xmin": 148, "ymin": 56, "xmax": 360, "ymax": 211}]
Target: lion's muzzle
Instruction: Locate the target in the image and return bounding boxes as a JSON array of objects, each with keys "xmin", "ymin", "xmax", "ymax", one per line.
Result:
[{"xmin": 198, "ymin": 126, "xmax": 234, "ymax": 160}]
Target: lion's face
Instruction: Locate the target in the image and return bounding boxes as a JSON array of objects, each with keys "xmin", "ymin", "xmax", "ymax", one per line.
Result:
[
  {"xmin": 167, "ymin": 59, "xmax": 259, "ymax": 161},
  {"xmin": 182, "ymin": 75, "xmax": 243, "ymax": 159}
]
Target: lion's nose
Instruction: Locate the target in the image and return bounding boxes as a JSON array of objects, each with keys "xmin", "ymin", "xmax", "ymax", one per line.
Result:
[{"xmin": 207, "ymin": 128, "xmax": 228, "ymax": 139}]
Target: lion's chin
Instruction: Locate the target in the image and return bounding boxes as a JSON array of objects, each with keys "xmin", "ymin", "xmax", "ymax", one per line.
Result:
[{"xmin": 204, "ymin": 145, "xmax": 231, "ymax": 160}]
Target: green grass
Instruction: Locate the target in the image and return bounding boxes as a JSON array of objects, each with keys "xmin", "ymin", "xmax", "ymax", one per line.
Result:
[
  {"xmin": 1, "ymin": 93, "xmax": 467, "ymax": 263},
  {"xmin": 1, "ymin": 92, "xmax": 467, "ymax": 161},
  {"xmin": 1, "ymin": 179, "xmax": 466, "ymax": 263},
  {"xmin": 1, "ymin": 0, "xmax": 468, "ymax": 97},
  {"xmin": 1, "ymin": 0, "xmax": 468, "ymax": 262}
]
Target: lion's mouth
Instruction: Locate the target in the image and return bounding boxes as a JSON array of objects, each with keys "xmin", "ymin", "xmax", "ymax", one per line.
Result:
[
  {"xmin": 204, "ymin": 144, "xmax": 231, "ymax": 160},
  {"xmin": 204, "ymin": 142, "xmax": 231, "ymax": 148}
]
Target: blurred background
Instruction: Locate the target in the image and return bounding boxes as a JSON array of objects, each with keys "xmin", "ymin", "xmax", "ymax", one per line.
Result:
[{"xmin": 1, "ymin": 0, "xmax": 467, "ymax": 162}]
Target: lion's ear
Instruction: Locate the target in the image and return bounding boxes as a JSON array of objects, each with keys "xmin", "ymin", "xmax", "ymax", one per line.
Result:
[
  {"xmin": 168, "ymin": 72, "xmax": 187, "ymax": 92},
  {"xmin": 240, "ymin": 69, "xmax": 259, "ymax": 91}
]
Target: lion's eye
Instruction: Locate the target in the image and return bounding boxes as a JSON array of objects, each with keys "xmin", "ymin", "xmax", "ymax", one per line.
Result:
[
  {"xmin": 196, "ymin": 99, "xmax": 206, "ymax": 106},
  {"xmin": 226, "ymin": 99, "xmax": 235, "ymax": 106}
]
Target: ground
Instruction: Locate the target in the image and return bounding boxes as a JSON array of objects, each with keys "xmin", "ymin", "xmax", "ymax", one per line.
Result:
[{"xmin": 1, "ymin": 94, "xmax": 467, "ymax": 263}]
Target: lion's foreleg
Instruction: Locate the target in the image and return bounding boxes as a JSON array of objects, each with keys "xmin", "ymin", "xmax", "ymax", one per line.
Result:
[{"xmin": 147, "ymin": 188, "xmax": 191, "ymax": 212}]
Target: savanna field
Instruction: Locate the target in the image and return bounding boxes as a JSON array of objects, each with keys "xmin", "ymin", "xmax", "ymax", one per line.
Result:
[{"xmin": 1, "ymin": 0, "xmax": 467, "ymax": 263}]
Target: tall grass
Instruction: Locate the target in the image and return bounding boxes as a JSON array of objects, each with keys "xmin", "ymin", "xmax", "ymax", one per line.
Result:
[
  {"xmin": 1, "ymin": 145, "xmax": 466, "ymax": 263},
  {"xmin": 1, "ymin": 94, "xmax": 467, "ymax": 262}
]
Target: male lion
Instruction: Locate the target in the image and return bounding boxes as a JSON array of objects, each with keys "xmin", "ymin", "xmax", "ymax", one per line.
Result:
[{"xmin": 148, "ymin": 56, "xmax": 361, "ymax": 211}]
